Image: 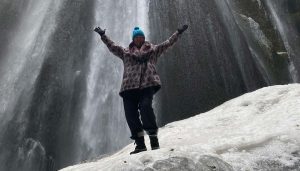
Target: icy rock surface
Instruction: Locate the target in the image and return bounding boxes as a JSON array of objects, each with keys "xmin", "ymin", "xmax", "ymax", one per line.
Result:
[{"xmin": 60, "ymin": 84, "xmax": 300, "ymax": 171}]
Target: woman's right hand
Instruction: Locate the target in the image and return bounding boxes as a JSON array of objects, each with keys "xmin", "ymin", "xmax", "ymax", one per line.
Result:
[{"xmin": 94, "ymin": 26, "xmax": 106, "ymax": 36}]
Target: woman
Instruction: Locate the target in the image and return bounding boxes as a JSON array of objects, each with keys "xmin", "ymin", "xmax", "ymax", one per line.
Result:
[{"xmin": 94, "ymin": 25, "xmax": 188, "ymax": 154}]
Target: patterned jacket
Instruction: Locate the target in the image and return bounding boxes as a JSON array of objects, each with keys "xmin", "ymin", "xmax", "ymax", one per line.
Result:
[{"xmin": 100, "ymin": 31, "xmax": 180, "ymax": 97}]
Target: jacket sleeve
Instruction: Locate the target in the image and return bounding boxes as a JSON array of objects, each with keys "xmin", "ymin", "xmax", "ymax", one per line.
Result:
[
  {"xmin": 100, "ymin": 34, "xmax": 125, "ymax": 60},
  {"xmin": 153, "ymin": 31, "xmax": 180, "ymax": 59}
]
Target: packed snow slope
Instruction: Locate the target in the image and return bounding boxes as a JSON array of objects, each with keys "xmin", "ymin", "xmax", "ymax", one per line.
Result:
[{"xmin": 61, "ymin": 84, "xmax": 300, "ymax": 171}]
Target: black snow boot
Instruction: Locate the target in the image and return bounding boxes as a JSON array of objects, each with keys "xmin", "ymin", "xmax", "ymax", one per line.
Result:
[
  {"xmin": 130, "ymin": 137, "xmax": 147, "ymax": 155},
  {"xmin": 149, "ymin": 135, "xmax": 160, "ymax": 150}
]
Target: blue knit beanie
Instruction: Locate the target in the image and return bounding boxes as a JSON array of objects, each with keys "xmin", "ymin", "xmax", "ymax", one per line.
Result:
[{"xmin": 132, "ymin": 27, "xmax": 145, "ymax": 40}]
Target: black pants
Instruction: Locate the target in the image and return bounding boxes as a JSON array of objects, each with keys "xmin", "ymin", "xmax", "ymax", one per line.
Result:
[{"xmin": 122, "ymin": 87, "xmax": 158, "ymax": 140}]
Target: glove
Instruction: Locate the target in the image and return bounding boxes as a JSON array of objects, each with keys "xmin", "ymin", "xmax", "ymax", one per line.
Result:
[
  {"xmin": 94, "ymin": 26, "xmax": 106, "ymax": 36},
  {"xmin": 177, "ymin": 24, "xmax": 188, "ymax": 34}
]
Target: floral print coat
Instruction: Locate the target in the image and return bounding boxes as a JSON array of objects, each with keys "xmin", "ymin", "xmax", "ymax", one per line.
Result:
[{"xmin": 100, "ymin": 31, "xmax": 180, "ymax": 97}]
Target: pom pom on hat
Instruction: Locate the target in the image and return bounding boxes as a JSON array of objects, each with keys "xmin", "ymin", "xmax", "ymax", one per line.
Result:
[{"xmin": 132, "ymin": 27, "xmax": 145, "ymax": 40}]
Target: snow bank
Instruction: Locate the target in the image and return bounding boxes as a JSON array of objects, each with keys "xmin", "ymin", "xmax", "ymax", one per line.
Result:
[{"xmin": 60, "ymin": 84, "xmax": 300, "ymax": 171}]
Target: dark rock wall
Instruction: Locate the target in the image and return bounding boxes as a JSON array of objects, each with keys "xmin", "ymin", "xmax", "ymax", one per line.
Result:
[{"xmin": 148, "ymin": 0, "xmax": 297, "ymax": 125}]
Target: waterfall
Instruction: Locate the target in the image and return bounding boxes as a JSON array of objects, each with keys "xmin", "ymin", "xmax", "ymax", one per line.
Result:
[
  {"xmin": 0, "ymin": 0, "xmax": 150, "ymax": 170},
  {"xmin": 0, "ymin": 0, "xmax": 298, "ymax": 170},
  {"xmin": 214, "ymin": 0, "xmax": 272, "ymax": 88},
  {"xmin": 0, "ymin": 1, "xmax": 63, "ymax": 170},
  {"xmin": 263, "ymin": 0, "xmax": 300, "ymax": 82},
  {"xmin": 0, "ymin": 0, "xmax": 59, "ymax": 129},
  {"xmin": 78, "ymin": 0, "xmax": 150, "ymax": 162}
]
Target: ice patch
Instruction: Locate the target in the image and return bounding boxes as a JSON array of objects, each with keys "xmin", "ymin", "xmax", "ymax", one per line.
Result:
[{"xmin": 60, "ymin": 84, "xmax": 300, "ymax": 171}]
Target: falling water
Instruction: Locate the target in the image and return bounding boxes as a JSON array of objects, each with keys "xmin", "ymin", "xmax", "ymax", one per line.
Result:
[
  {"xmin": 0, "ymin": 0, "xmax": 150, "ymax": 170},
  {"xmin": 78, "ymin": 0, "xmax": 150, "ymax": 161},
  {"xmin": 0, "ymin": 0, "xmax": 60, "ymax": 129},
  {"xmin": 263, "ymin": 0, "xmax": 300, "ymax": 82},
  {"xmin": 0, "ymin": 1, "xmax": 63, "ymax": 170},
  {"xmin": 0, "ymin": 0, "xmax": 298, "ymax": 170}
]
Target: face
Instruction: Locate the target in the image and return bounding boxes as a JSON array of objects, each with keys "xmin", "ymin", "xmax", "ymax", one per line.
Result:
[{"xmin": 133, "ymin": 36, "xmax": 145, "ymax": 48}]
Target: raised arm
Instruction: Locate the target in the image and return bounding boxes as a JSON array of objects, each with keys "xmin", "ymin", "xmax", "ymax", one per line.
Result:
[
  {"xmin": 94, "ymin": 27, "xmax": 125, "ymax": 60},
  {"xmin": 153, "ymin": 24, "xmax": 188, "ymax": 59}
]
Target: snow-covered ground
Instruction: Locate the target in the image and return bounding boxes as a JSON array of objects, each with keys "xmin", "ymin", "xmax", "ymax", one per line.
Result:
[{"xmin": 60, "ymin": 84, "xmax": 300, "ymax": 171}]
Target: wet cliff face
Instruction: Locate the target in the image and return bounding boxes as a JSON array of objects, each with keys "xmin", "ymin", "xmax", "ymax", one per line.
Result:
[{"xmin": 148, "ymin": 0, "xmax": 298, "ymax": 126}]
